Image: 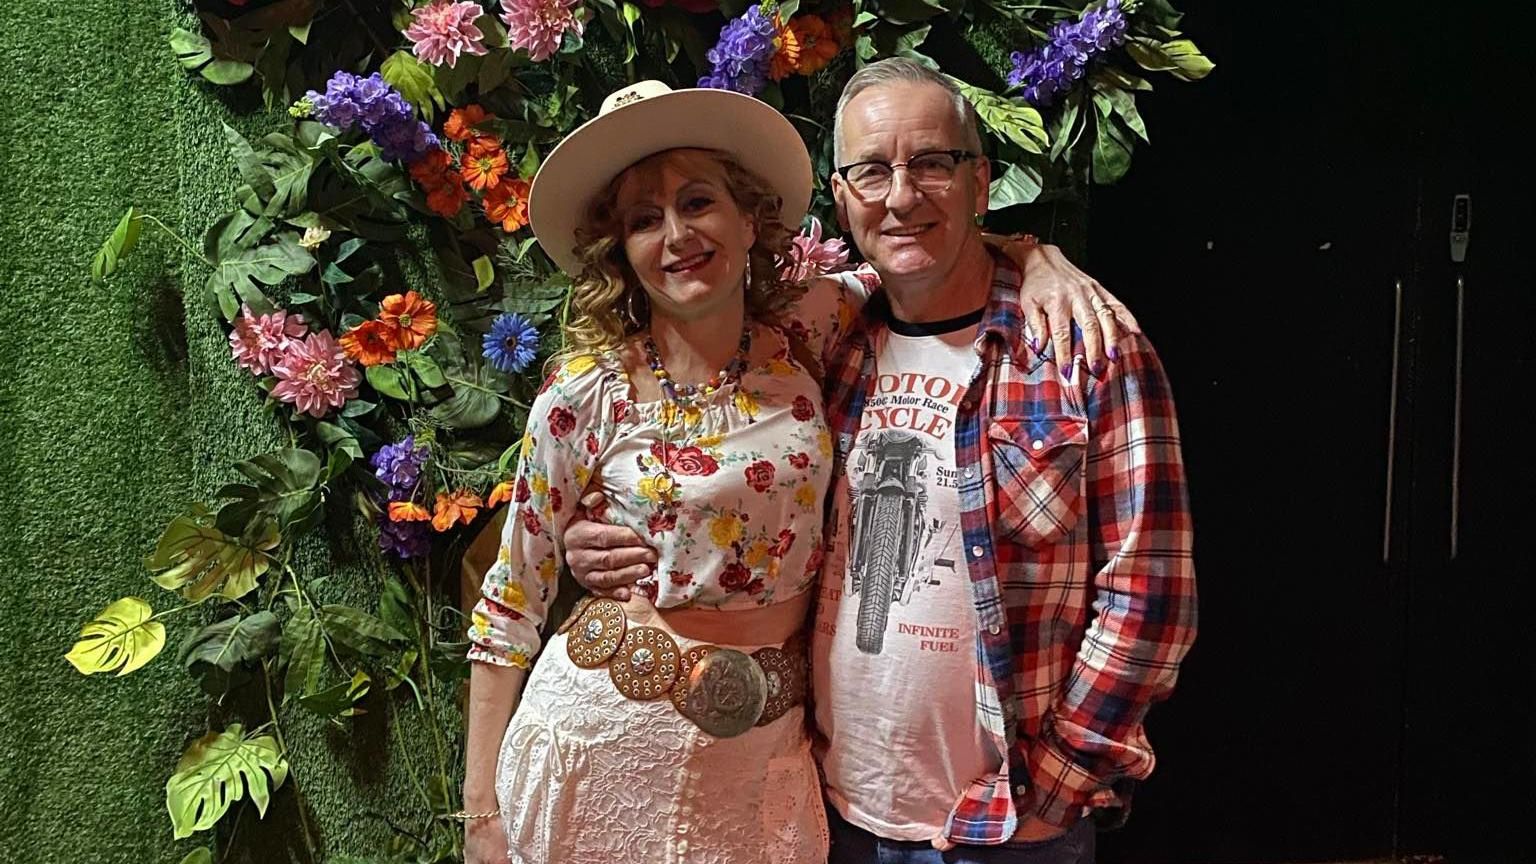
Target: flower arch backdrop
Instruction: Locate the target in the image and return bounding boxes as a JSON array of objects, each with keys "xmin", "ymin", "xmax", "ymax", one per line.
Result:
[{"xmin": 73, "ymin": 0, "xmax": 1209, "ymax": 859}]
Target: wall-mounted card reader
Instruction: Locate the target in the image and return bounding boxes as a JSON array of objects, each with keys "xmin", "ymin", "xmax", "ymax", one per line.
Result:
[{"xmin": 1450, "ymin": 193, "xmax": 1471, "ymax": 263}]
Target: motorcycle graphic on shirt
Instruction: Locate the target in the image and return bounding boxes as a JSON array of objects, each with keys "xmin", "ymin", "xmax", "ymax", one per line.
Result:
[{"xmin": 847, "ymin": 431, "xmax": 949, "ymax": 654}]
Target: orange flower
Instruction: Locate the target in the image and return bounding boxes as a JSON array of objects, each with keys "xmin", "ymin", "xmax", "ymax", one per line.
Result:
[
  {"xmin": 467, "ymin": 134, "xmax": 503, "ymax": 158},
  {"xmin": 379, "ymin": 290, "xmax": 439, "ymax": 349},
  {"xmin": 486, "ymin": 479, "xmax": 515, "ymax": 508},
  {"xmin": 483, "ymin": 178, "xmax": 531, "ymax": 233},
  {"xmin": 426, "ymin": 181, "xmax": 468, "ymax": 218},
  {"xmin": 461, "ymin": 145, "xmax": 509, "ymax": 192},
  {"xmin": 388, "ymin": 501, "xmax": 431, "ymax": 522},
  {"xmin": 431, "ymin": 489, "xmax": 484, "ymax": 532},
  {"xmin": 443, "ymin": 105, "xmax": 488, "ymax": 142},
  {"xmin": 769, "ymin": 13, "xmax": 801, "ymax": 81},
  {"xmin": 340, "ymin": 320, "xmax": 399, "ymax": 366},
  {"xmin": 410, "ymin": 148, "xmax": 468, "ymax": 217},
  {"xmin": 790, "ymin": 15, "xmax": 840, "ymax": 75},
  {"xmin": 409, "ymin": 147, "xmax": 455, "ymax": 185}
]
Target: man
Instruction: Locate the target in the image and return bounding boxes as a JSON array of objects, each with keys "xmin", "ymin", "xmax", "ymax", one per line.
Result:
[{"xmin": 565, "ymin": 59, "xmax": 1197, "ymax": 862}]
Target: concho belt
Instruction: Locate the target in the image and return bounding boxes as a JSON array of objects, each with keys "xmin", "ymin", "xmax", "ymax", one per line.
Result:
[{"xmin": 558, "ymin": 596, "xmax": 807, "ymax": 738}]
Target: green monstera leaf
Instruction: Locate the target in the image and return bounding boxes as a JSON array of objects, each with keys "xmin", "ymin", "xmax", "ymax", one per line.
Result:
[
  {"xmin": 147, "ymin": 507, "xmax": 280, "ymax": 602},
  {"xmin": 165, "ymin": 723, "xmax": 289, "ymax": 839},
  {"xmin": 215, "ymin": 447, "xmax": 326, "ymax": 535},
  {"xmin": 65, "ymin": 597, "xmax": 166, "ymax": 676}
]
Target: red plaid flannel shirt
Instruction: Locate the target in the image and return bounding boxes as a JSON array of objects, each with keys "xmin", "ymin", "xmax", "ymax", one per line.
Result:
[{"xmin": 820, "ymin": 250, "xmax": 1198, "ymax": 843}]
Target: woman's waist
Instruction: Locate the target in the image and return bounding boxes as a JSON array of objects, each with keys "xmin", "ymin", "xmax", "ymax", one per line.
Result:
[{"xmin": 622, "ymin": 591, "xmax": 812, "ymax": 648}]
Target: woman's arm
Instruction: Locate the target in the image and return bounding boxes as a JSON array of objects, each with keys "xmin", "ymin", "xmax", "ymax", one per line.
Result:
[{"xmin": 463, "ymin": 662, "xmax": 522, "ymax": 862}]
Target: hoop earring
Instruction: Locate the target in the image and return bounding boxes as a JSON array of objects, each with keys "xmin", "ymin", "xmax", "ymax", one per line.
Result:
[{"xmin": 626, "ymin": 290, "xmax": 646, "ymax": 327}]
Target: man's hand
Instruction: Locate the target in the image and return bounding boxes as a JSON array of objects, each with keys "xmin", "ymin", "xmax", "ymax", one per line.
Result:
[
  {"xmin": 991, "ymin": 236, "xmax": 1142, "ymax": 379},
  {"xmin": 564, "ymin": 492, "xmax": 656, "ymax": 600}
]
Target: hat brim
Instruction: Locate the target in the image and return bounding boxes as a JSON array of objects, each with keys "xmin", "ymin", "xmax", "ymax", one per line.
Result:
[{"xmin": 529, "ymin": 88, "xmax": 813, "ymax": 276}]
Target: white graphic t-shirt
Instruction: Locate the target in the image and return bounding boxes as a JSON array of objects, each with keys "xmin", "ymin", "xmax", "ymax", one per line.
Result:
[{"xmin": 812, "ymin": 309, "xmax": 1000, "ymax": 841}]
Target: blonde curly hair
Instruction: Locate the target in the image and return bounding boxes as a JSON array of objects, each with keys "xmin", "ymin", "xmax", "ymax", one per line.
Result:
[{"xmin": 554, "ymin": 148, "xmax": 803, "ymax": 366}]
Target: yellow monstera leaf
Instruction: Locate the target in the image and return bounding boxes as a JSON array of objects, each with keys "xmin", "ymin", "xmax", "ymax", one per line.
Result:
[{"xmin": 65, "ymin": 597, "xmax": 166, "ymax": 676}]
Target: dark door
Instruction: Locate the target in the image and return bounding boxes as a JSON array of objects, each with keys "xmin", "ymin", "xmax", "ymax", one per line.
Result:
[
  {"xmin": 1078, "ymin": 1, "xmax": 1435, "ymax": 860},
  {"xmin": 1395, "ymin": 5, "xmax": 1536, "ymax": 862}
]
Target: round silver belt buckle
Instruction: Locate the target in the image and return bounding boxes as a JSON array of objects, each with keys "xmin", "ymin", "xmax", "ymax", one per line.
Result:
[{"xmin": 676, "ymin": 647, "xmax": 767, "ymax": 738}]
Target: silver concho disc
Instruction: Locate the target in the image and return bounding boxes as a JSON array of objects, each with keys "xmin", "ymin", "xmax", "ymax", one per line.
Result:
[{"xmin": 677, "ymin": 648, "xmax": 767, "ymax": 738}]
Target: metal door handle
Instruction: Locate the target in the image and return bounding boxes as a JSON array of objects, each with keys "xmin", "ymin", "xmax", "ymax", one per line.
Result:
[
  {"xmin": 1451, "ymin": 275, "xmax": 1465, "ymax": 559},
  {"xmin": 1383, "ymin": 279, "xmax": 1403, "ymax": 564}
]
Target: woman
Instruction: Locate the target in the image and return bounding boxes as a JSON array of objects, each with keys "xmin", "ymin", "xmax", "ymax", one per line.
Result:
[
  {"xmin": 461, "ymin": 81, "xmax": 1113, "ymax": 864},
  {"xmin": 464, "ymin": 81, "xmax": 847, "ymax": 864}
]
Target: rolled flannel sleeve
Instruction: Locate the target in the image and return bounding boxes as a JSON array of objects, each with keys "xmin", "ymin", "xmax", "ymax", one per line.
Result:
[
  {"xmin": 467, "ymin": 363, "xmax": 606, "ymax": 669},
  {"xmin": 1024, "ymin": 332, "xmax": 1198, "ymax": 827}
]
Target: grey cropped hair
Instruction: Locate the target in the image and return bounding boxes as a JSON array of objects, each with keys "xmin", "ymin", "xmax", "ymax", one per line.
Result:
[{"xmin": 832, "ymin": 57, "xmax": 985, "ymax": 163}]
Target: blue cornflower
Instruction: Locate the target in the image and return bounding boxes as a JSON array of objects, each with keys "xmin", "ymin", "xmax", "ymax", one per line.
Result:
[
  {"xmin": 304, "ymin": 71, "xmax": 440, "ymax": 163},
  {"xmin": 483, "ymin": 313, "xmax": 541, "ymax": 374},
  {"xmin": 1007, "ymin": 0, "xmax": 1129, "ymax": 107}
]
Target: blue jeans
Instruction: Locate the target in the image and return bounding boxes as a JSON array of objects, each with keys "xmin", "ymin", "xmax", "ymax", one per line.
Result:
[{"xmin": 827, "ymin": 806, "xmax": 1096, "ymax": 864}]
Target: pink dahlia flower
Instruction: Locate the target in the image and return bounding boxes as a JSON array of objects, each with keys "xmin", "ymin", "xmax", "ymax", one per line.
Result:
[
  {"xmin": 406, "ymin": 1, "xmax": 491, "ymax": 67},
  {"xmin": 229, "ymin": 304, "xmax": 308, "ymax": 376},
  {"xmin": 780, "ymin": 217, "xmax": 850, "ymax": 283},
  {"xmin": 271, "ymin": 330, "xmax": 361, "ymax": 418},
  {"xmin": 500, "ymin": 0, "xmax": 584, "ymax": 63}
]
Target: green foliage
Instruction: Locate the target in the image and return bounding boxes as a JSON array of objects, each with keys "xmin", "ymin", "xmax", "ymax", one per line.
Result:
[
  {"xmin": 65, "ymin": 597, "xmax": 166, "ymax": 676},
  {"xmin": 165, "ymin": 723, "xmax": 289, "ymax": 840},
  {"xmin": 78, "ymin": 0, "xmax": 1212, "ymax": 856}
]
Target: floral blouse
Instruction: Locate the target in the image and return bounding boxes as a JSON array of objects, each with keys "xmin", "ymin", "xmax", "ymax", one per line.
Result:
[{"xmin": 468, "ymin": 275, "xmax": 866, "ymax": 668}]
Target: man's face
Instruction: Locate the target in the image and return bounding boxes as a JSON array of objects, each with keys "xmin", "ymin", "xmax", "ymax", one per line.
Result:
[{"xmin": 832, "ymin": 82, "xmax": 990, "ymax": 289}]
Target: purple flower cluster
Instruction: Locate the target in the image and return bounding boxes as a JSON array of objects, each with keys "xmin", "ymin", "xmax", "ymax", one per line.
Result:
[
  {"xmin": 1006, "ymin": 0, "xmax": 1129, "ymax": 107},
  {"xmin": 370, "ymin": 436, "xmax": 432, "ymax": 559},
  {"xmin": 698, "ymin": 4, "xmax": 778, "ymax": 96},
  {"xmin": 304, "ymin": 72, "xmax": 440, "ymax": 163}
]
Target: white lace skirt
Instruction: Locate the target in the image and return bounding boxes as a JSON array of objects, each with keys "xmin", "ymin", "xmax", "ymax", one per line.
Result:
[{"xmin": 494, "ymin": 630, "xmax": 829, "ymax": 864}]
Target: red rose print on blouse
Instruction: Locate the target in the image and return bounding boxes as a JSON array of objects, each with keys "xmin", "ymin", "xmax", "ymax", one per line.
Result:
[
  {"xmin": 788, "ymin": 452, "xmax": 811, "ymax": 470},
  {"xmin": 745, "ymin": 578, "xmax": 766, "ymax": 596},
  {"xmin": 668, "ymin": 570, "xmax": 694, "ymax": 587},
  {"xmin": 612, "ymin": 399, "xmax": 630, "ymax": 424},
  {"xmin": 515, "ymin": 476, "xmax": 531, "ymax": 503},
  {"xmin": 585, "ymin": 432, "xmax": 600, "ymax": 454},
  {"xmin": 792, "ymin": 395, "xmax": 816, "ymax": 421},
  {"xmin": 520, "ymin": 507, "xmax": 542, "ymax": 536},
  {"xmin": 651, "ymin": 441, "xmax": 719, "ymax": 476},
  {"xmin": 720, "ymin": 562, "xmax": 752, "ymax": 591},
  {"xmin": 804, "ymin": 544, "xmax": 825, "ymax": 577},
  {"xmin": 547, "ymin": 406, "xmax": 576, "ymax": 437},
  {"xmin": 770, "ymin": 528, "xmax": 795, "ymax": 558},
  {"xmin": 646, "ymin": 509, "xmax": 678, "ymax": 536},
  {"xmin": 548, "ymin": 487, "xmax": 563, "ymax": 515},
  {"xmin": 744, "ymin": 460, "xmax": 776, "ymax": 492}
]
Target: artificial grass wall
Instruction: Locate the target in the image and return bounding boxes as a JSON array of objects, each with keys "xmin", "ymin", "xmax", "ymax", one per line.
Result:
[{"xmin": 0, "ymin": 3, "xmax": 451, "ymax": 861}]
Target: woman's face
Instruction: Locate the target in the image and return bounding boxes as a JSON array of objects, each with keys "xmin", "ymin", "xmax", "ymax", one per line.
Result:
[{"xmin": 614, "ymin": 149, "xmax": 758, "ymax": 324}]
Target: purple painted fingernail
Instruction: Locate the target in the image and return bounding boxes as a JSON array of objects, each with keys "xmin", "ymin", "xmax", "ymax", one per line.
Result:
[
  {"xmin": 1060, "ymin": 358, "xmax": 1075, "ymax": 381},
  {"xmin": 1092, "ymin": 359, "xmax": 1108, "ymax": 377},
  {"xmin": 1029, "ymin": 336, "xmax": 1040, "ymax": 353},
  {"xmin": 1108, "ymin": 346, "xmax": 1120, "ymax": 361}
]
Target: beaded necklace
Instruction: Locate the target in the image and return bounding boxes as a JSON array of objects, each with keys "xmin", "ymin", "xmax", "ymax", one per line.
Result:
[{"xmin": 642, "ymin": 326, "xmax": 752, "ymax": 405}]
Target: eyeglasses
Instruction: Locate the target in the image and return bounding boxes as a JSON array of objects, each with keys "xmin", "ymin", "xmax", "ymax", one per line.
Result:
[{"xmin": 834, "ymin": 149, "xmax": 979, "ymax": 200}]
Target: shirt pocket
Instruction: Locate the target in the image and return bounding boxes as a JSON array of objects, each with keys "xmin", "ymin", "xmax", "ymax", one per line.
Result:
[{"xmin": 987, "ymin": 415, "xmax": 1089, "ymax": 548}]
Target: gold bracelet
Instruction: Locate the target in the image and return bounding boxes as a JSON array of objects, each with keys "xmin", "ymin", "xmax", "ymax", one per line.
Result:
[{"xmin": 449, "ymin": 808, "xmax": 501, "ymax": 821}]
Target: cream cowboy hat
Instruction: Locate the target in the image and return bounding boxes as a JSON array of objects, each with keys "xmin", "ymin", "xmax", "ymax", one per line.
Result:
[{"xmin": 528, "ymin": 81, "xmax": 813, "ymax": 276}]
